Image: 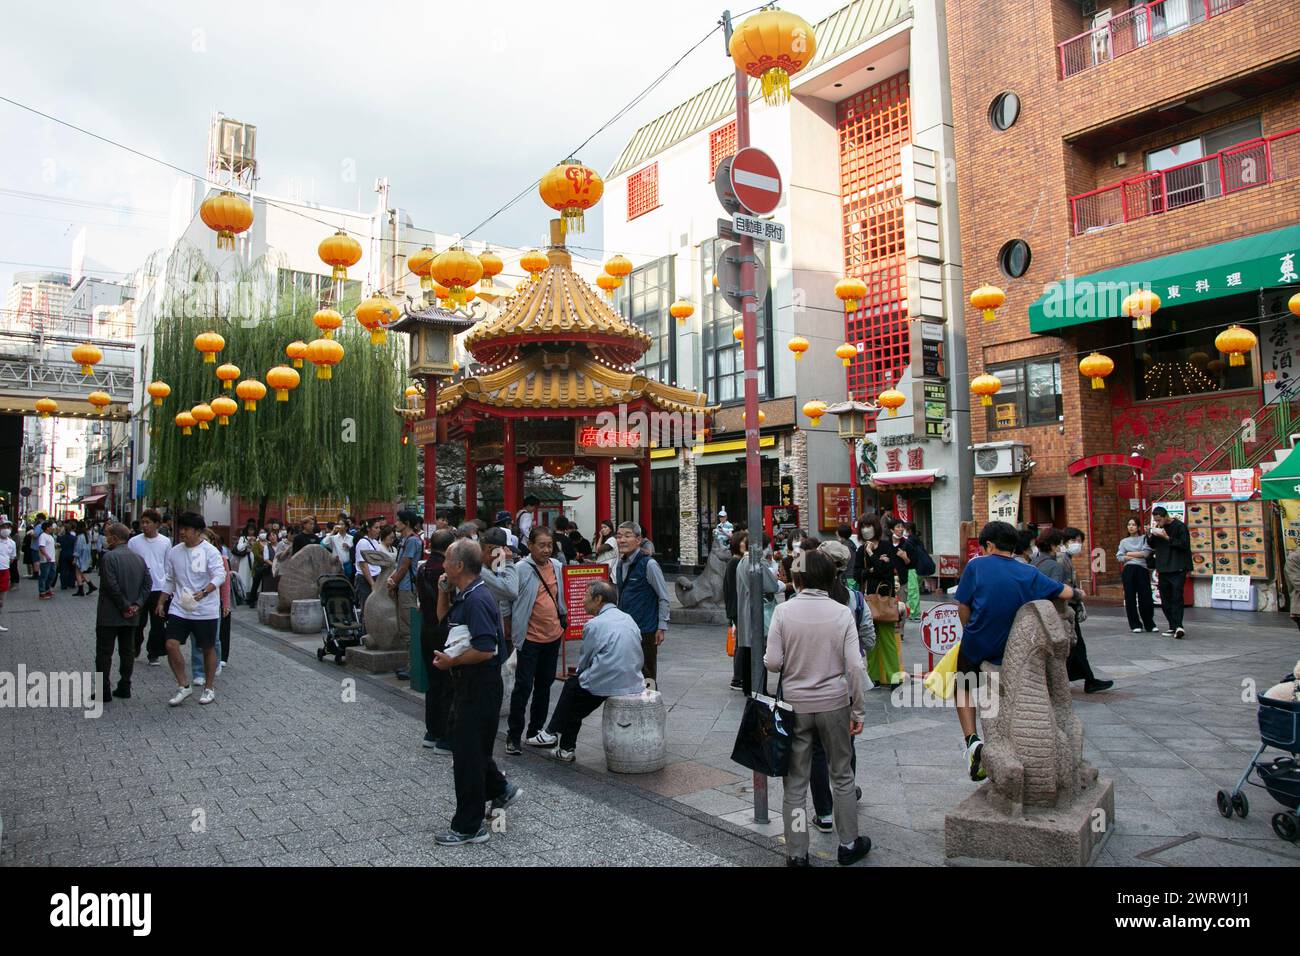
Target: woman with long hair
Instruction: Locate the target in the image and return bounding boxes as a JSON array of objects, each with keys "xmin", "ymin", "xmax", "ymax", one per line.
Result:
[
  {"xmin": 1116, "ymin": 516, "xmax": 1157, "ymax": 633},
  {"xmin": 851, "ymin": 514, "xmax": 892, "ymax": 596},
  {"xmin": 74, "ymin": 521, "xmax": 96, "ymax": 596}
]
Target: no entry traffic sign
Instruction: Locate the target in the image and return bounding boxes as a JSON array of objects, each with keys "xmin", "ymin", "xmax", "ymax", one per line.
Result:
[{"xmin": 729, "ymin": 147, "xmax": 782, "ymax": 216}]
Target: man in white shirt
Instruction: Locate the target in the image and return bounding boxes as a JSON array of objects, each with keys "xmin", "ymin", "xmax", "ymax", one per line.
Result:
[
  {"xmin": 37, "ymin": 524, "xmax": 57, "ymax": 599},
  {"xmin": 352, "ymin": 518, "xmax": 384, "ymax": 626},
  {"xmin": 158, "ymin": 512, "xmax": 226, "ymax": 706},
  {"xmin": 128, "ymin": 509, "xmax": 172, "ymax": 664},
  {"xmin": 0, "ymin": 521, "xmax": 16, "ymax": 631}
]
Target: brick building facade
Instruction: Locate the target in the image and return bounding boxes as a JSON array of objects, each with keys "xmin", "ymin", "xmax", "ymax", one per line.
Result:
[{"xmin": 947, "ymin": 0, "xmax": 1300, "ymax": 600}]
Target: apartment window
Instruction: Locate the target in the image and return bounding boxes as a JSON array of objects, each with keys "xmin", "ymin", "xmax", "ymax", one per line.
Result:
[
  {"xmin": 986, "ymin": 357, "xmax": 1063, "ymax": 430},
  {"xmin": 709, "ymin": 121, "xmax": 738, "ymax": 180},
  {"xmin": 620, "ymin": 256, "xmax": 674, "ymax": 384},
  {"xmin": 627, "ymin": 164, "xmax": 660, "ymax": 221},
  {"xmin": 276, "ymin": 268, "xmax": 361, "ymax": 310},
  {"xmin": 1144, "ymin": 117, "xmax": 1262, "ymax": 210},
  {"xmin": 700, "ymin": 238, "xmax": 771, "ymax": 405}
]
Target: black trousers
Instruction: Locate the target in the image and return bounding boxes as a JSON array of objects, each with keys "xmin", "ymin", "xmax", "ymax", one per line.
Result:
[
  {"xmin": 96, "ymin": 625, "xmax": 136, "ymax": 696},
  {"xmin": 811, "ymin": 730, "xmax": 858, "ymax": 820},
  {"xmin": 1066, "ymin": 614, "xmax": 1097, "ymax": 683},
  {"xmin": 1122, "ymin": 564, "xmax": 1156, "ymax": 631},
  {"xmin": 423, "ymin": 620, "xmax": 453, "ymax": 742},
  {"xmin": 1157, "ymin": 570, "xmax": 1186, "ymax": 631},
  {"xmin": 247, "ymin": 566, "xmax": 272, "ymax": 605},
  {"xmin": 641, "ymin": 631, "xmax": 658, "ymax": 684},
  {"xmin": 136, "ymin": 592, "xmax": 168, "ymax": 660},
  {"xmin": 219, "ymin": 612, "xmax": 232, "ymax": 663},
  {"xmin": 507, "ymin": 639, "xmax": 560, "ymax": 742},
  {"xmin": 546, "ymin": 676, "xmax": 605, "ymax": 750},
  {"xmin": 449, "ymin": 663, "xmax": 508, "ymax": 835}
]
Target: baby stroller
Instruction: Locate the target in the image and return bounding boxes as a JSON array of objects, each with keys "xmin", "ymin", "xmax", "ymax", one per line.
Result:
[
  {"xmin": 316, "ymin": 574, "xmax": 365, "ymax": 665},
  {"xmin": 1216, "ymin": 680, "xmax": 1300, "ymax": 843}
]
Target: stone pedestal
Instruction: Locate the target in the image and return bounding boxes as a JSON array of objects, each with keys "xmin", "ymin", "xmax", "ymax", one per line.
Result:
[
  {"xmin": 345, "ymin": 646, "xmax": 408, "ymax": 673},
  {"xmin": 602, "ymin": 689, "xmax": 667, "ymax": 773},
  {"xmin": 257, "ymin": 592, "xmax": 278, "ymax": 625},
  {"xmin": 267, "ymin": 611, "xmax": 292, "ymax": 631},
  {"xmin": 669, "ymin": 605, "xmax": 729, "ymax": 627},
  {"xmin": 944, "ymin": 777, "xmax": 1115, "ymax": 867},
  {"xmin": 290, "ymin": 599, "xmax": 324, "ymax": 634}
]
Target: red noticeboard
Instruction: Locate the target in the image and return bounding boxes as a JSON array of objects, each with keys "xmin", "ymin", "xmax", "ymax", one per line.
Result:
[
  {"xmin": 729, "ymin": 147, "xmax": 782, "ymax": 216},
  {"xmin": 562, "ymin": 564, "xmax": 610, "ymax": 641}
]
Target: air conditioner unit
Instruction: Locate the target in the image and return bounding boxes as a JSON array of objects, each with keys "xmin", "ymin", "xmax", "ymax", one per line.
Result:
[{"xmin": 972, "ymin": 442, "xmax": 1029, "ymax": 477}]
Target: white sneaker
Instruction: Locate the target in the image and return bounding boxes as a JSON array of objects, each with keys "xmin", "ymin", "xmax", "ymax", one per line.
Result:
[
  {"xmin": 193, "ymin": 674, "xmax": 205, "ymax": 686},
  {"xmin": 553, "ymin": 747, "xmax": 575, "ymax": 763},
  {"xmin": 0, "ymin": 624, "xmax": 9, "ymax": 633},
  {"xmin": 198, "ymin": 688, "xmax": 216, "ymax": 705},
  {"xmin": 217, "ymin": 661, "xmax": 226, "ymax": 675},
  {"xmin": 526, "ymin": 730, "xmax": 557, "ymax": 747},
  {"xmin": 168, "ymin": 686, "xmax": 192, "ymax": 707}
]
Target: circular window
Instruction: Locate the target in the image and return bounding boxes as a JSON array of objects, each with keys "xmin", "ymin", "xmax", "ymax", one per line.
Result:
[
  {"xmin": 988, "ymin": 92, "xmax": 1021, "ymax": 131},
  {"xmin": 999, "ymin": 239, "xmax": 1032, "ymax": 278}
]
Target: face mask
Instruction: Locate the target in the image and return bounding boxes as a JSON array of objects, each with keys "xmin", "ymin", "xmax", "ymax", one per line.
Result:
[
  {"xmin": 258, "ymin": 531, "xmax": 267, "ymax": 540},
  {"xmin": 1067, "ymin": 542, "xmax": 1083, "ymax": 555},
  {"xmin": 863, "ymin": 528, "xmax": 875, "ymax": 541},
  {"xmin": 0, "ymin": 530, "xmax": 9, "ymax": 538}
]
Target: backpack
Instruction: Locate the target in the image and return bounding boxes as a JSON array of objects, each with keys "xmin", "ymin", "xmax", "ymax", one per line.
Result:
[{"xmin": 914, "ymin": 541, "xmax": 936, "ymax": 577}]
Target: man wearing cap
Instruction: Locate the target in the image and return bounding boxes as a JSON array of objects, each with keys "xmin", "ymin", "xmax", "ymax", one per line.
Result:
[
  {"xmin": 493, "ymin": 510, "xmax": 519, "ymax": 552},
  {"xmin": 478, "ymin": 527, "xmax": 518, "ymax": 645}
]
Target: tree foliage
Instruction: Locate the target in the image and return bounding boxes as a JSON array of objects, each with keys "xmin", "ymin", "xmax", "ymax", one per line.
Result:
[{"xmin": 144, "ymin": 247, "xmax": 417, "ymax": 510}]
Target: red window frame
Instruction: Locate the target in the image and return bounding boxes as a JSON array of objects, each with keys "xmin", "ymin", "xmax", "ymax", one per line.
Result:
[
  {"xmin": 709, "ymin": 121, "xmax": 738, "ymax": 181},
  {"xmin": 627, "ymin": 163, "xmax": 660, "ymax": 221}
]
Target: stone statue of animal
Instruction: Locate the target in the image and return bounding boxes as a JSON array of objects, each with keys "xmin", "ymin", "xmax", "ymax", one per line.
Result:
[
  {"xmin": 979, "ymin": 599, "xmax": 1097, "ymax": 816},
  {"xmin": 360, "ymin": 549, "xmax": 403, "ymax": 651},
  {"xmin": 674, "ymin": 539, "xmax": 730, "ymax": 608},
  {"xmin": 275, "ymin": 544, "xmax": 343, "ymax": 614}
]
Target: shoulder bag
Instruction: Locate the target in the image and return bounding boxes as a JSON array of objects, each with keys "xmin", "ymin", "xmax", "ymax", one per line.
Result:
[
  {"xmin": 730, "ymin": 672, "xmax": 793, "ymax": 777},
  {"xmin": 867, "ymin": 583, "xmax": 900, "ymax": 623}
]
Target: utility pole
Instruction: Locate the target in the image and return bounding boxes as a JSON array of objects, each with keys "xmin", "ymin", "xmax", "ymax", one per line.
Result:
[{"xmin": 723, "ymin": 8, "xmax": 770, "ymax": 826}]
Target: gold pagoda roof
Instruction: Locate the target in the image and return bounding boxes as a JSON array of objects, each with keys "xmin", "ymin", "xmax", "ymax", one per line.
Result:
[
  {"xmin": 436, "ymin": 349, "xmax": 716, "ymax": 417},
  {"xmin": 462, "ymin": 228, "xmax": 652, "ymax": 367}
]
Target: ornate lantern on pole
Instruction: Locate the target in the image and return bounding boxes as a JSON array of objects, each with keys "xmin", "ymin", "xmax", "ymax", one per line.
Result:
[{"xmin": 825, "ymin": 399, "xmax": 876, "ymax": 529}]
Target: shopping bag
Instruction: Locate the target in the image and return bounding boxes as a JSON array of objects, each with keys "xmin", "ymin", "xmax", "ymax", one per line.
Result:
[
  {"xmin": 726, "ymin": 624, "xmax": 736, "ymax": 658},
  {"xmin": 923, "ymin": 643, "xmax": 961, "ymax": 700},
  {"xmin": 730, "ymin": 694, "xmax": 794, "ymax": 777},
  {"xmin": 867, "ymin": 585, "xmax": 900, "ymax": 623}
]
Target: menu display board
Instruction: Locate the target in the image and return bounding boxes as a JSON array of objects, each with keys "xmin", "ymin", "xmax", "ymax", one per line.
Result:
[
  {"xmin": 1186, "ymin": 500, "xmax": 1267, "ymax": 580},
  {"xmin": 561, "ymin": 564, "xmax": 610, "ymax": 641},
  {"xmin": 819, "ymin": 483, "xmax": 853, "ymax": 531}
]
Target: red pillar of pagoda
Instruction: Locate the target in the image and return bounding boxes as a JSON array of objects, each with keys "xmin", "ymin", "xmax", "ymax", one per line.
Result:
[
  {"xmin": 595, "ymin": 458, "xmax": 611, "ymax": 529},
  {"xmin": 423, "ymin": 378, "xmax": 438, "ymax": 524},
  {"xmin": 637, "ymin": 454, "xmax": 653, "ymax": 541},
  {"xmin": 463, "ymin": 437, "xmax": 477, "ymax": 522},
  {"xmin": 502, "ymin": 419, "xmax": 519, "ymax": 515}
]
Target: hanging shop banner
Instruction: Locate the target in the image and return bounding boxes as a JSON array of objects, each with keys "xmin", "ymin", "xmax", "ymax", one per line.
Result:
[
  {"xmin": 895, "ymin": 496, "xmax": 912, "ymax": 523},
  {"xmin": 987, "ymin": 476, "xmax": 1022, "ymax": 523},
  {"xmin": 1260, "ymin": 314, "xmax": 1300, "ymax": 404},
  {"xmin": 819, "ymin": 483, "xmax": 854, "ymax": 532},
  {"xmin": 1185, "ymin": 471, "xmax": 1257, "ymax": 501},
  {"xmin": 1282, "ymin": 499, "xmax": 1300, "ymax": 553},
  {"xmin": 562, "ymin": 564, "xmax": 610, "ymax": 641}
]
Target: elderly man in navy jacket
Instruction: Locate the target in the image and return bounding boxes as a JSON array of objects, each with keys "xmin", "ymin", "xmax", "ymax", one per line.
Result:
[
  {"xmin": 544, "ymin": 579, "xmax": 645, "ymax": 762},
  {"xmin": 614, "ymin": 521, "xmax": 670, "ymax": 684}
]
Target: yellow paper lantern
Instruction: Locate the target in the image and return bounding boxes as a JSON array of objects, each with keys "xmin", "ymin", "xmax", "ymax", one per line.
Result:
[
  {"xmin": 1289, "ymin": 292, "xmax": 1300, "ymax": 318},
  {"xmin": 191, "ymin": 403, "xmax": 215, "ymax": 431},
  {"xmin": 757, "ymin": 409, "xmax": 767, "ymax": 426},
  {"xmin": 596, "ymin": 273, "xmax": 621, "ymax": 300},
  {"xmin": 1215, "ymin": 325, "xmax": 1257, "ymax": 367},
  {"xmin": 431, "ymin": 245, "xmax": 484, "ymax": 307},
  {"xmin": 409, "ymin": 245, "xmax": 436, "ymax": 293},
  {"xmin": 236, "ymin": 379, "xmax": 266, "ymax": 412},
  {"xmin": 313, "ymin": 308, "xmax": 343, "ymax": 340},
  {"xmin": 670, "ymin": 300, "xmax": 694, "ymax": 326},
  {"xmin": 356, "ymin": 294, "xmax": 400, "ymax": 345},
  {"xmin": 835, "ymin": 343, "xmax": 857, "ymax": 367},
  {"xmin": 71, "ymin": 343, "xmax": 103, "ymax": 376},
  {"xmin": 199, "ymin": 190, "xmax": 253, "ymax": 250},
  {"xmin": 728, "ymin": 8, "xmax": 818, "ymax": 106},
  {"xmin": 266, "ymin": 365, "xmax": 300, "ymax": 402},
  {"xmin": 319, "ymin": 230, "xmax": 362, "ymax": 282},
  {"xmin": 970, "ymin": 284, "xmax": 1005, "ymax": 323},
  {"xmin": 210, "ymin": 395, "xmax": 238, "ymax": 425},
  {"xmin": 835, "ymin": 277, "xmax": 867, "ymax": 313},
  {"xmin": 802, "ymin": 399, "xmax": 827, "ymax": 427},
  {"xmin": 787, "ymin": 335, "xmax": 810, "ymax": 361},
  {"xmin": 195, "ymin": 331, "xmax": 225, "ymax": 365},
  {"xmin": 478, "ymin": 249, "xmax": 504, "ymax": 289},
  {"xmin": 307, "ymin": 337, "xmax": 345, "ymax": 380},
  {"xmin": 605, "ymin": 254, "xmax": 633, "ymax": 279},
  {"xmin": 216, "ymin": 363, "xmax": 241, "ymax": 391},
  {"xmin": 87, "ymin": 391, "xmax": 111, "ymax": 416},
  {"xmin": 35, "ymin": 398, "xmax": 58, "ymax": 418},
  {"xmin": 1122, "ymin": 288, "xmax": 1161, "ymax": 331},
  {"xmin": 520, "ymin": 249, "xmax": 549, "ymax": 278},
  {"xmin": 1078, "ymin": 352, "xmax": 1115, "ymax": 390},
  {"xmin": 286, "ymin": 340, "xmax": 308, "ymax": 369},
  {"xmin": 175, "ymin": 411, "xmax": 196, "ymax": 435},
  {"xmin": 971, "ymin": 373, "xmax": 1003, "ymax": 406},
  {"xmin": 878, "ymin": 388, "xmax": 906, "ymax": 417},
  {"xmin": 147, "ymin": 380, "xmax": 171, "ymax": 407},
  {"xmin": 539, "ymin": 159, "xmax": 604, "ymax": 234},
  {"xmin": 732, "ymin": 325, "xmax": 744, "ymax": 343}
]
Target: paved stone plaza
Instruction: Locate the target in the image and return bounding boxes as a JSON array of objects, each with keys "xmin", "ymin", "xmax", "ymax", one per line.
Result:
[{"xmin": 2, "ymin": 576, "xmax": 1298, "ymax": 867}]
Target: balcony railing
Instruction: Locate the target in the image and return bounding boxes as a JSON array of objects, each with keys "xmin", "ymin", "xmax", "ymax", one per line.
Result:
[
  {"xmin": 1059, "ymin": 0, "xmax": 1250, "ymax": 79},
  {"xmin": 1069, "ymin": 126, "xmax": 1299, "ymax": 236}
]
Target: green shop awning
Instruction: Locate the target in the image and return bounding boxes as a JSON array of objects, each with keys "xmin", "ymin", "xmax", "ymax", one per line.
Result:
[
  {"xmin": 1262, "ymin": 443, "xmax": 1300, "ymax": 501},
  {"xmin": 1029, "ymin": 224, "xmax": 1300, "ymax": 334}
]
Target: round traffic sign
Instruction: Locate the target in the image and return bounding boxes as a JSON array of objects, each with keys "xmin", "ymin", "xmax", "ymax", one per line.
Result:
[{"xmin": 729, "ymin": 147, "xmax": 782, "ymax": 216}]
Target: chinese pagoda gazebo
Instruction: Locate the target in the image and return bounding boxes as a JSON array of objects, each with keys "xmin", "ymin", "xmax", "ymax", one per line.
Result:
[{"xmin": 435, "ymin": 220, "xmax": 716, "ymax": 539}]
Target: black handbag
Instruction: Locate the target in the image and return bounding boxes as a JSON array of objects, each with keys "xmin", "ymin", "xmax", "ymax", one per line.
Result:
[{"xmin": 730, "ymin": 674, "xmax": 794, "ymax": 777}]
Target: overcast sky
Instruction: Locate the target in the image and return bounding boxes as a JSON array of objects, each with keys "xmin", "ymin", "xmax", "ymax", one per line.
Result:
[{"xmin": 0, "ymin": 0, "xmax": 842, "ymax": 294}]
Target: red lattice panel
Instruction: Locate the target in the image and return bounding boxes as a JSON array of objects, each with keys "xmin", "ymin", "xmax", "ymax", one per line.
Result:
[
  {"xmin": 709, "ymin": 120, "xmax": 737, "ymax": 181},
  {"xmin": 627, "ymin": 163, "xmax": 660, "ymax": 221},
  {"xmin": 837, "ymin": 73, "xmax": 911, "ymax": 416}
]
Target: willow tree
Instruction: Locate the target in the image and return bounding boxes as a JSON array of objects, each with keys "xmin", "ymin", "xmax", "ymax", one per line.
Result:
[{"xmin": 145, "ymin": 246, "xmax": 417, "ymax": 523}]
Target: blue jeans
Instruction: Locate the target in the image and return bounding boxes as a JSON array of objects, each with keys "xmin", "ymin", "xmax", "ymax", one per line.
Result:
[
  {"xmin": 191, "ymin": 635, "xmax": 222, "ymax": 679},
  {"xmin": 39, "ymin": 561, "xmax": 57, "ymax": 592}
]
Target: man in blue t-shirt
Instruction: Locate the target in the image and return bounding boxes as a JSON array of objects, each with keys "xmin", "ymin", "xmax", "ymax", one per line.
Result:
[
  {"xmin": 952, "ymin": 521, "xmax": 1074, "ymax": 783},
  {"xmin": 431, "ymin": 538, "xmax": 521, "ymax": 846}
]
